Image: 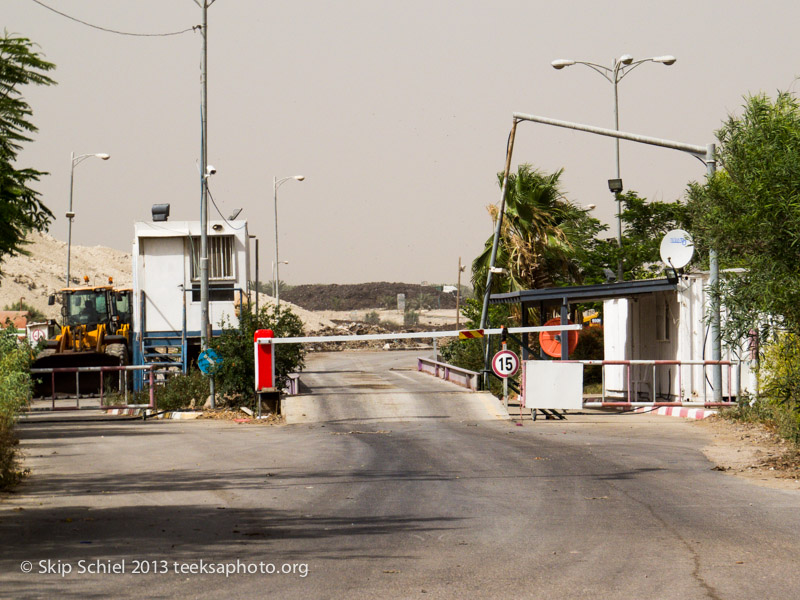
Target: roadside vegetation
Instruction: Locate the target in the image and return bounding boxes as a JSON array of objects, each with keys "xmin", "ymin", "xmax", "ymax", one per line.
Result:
[
  {"xmin": 687, "ymin": 91, "xmax": 800, "ymax": 448},
  {"xmin": 0, "ymin": 32, "xmax": 55, "ymax": 489},
  {"xmin": 0, "ymin": 330, "xmax": 33, "ymax": 489}
]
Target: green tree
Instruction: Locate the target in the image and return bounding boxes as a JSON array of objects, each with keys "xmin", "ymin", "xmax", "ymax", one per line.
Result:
[
  {"xmin": 687, "ymin": 91, "xmax": 800, "ymax": 340},
  {"xmin": 0, "ymin": 33, "xmax": 56, "ymax": 270},
  {"xmin": 472, "ymin": 164, "xmax": 605, "ymax": 297},
  {"xmin": 686, "ymin": 91, "xmax": 800, "ymax": 440},
  {"xmin": 209, "ymin": 303, "xmax": 306, "ymax": 405},
  {"xmin": 582, "ymin": 191, "xmax": 690, "ymax": 284}
]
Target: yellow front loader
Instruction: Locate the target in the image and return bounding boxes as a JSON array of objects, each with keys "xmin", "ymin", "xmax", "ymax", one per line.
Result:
[{"xmin": 32, "ymin": 278, "xmax": 132, "ymax": 395}]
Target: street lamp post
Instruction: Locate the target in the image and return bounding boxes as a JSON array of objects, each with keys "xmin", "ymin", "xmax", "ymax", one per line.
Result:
[
  {"xmin": 273, "ymin": 175, "xmax": 305, "ymax": 307},
  {"xmin": 271, "ymin": 260, "xmax": 289, "ymax": 299},
  {"xmin": 66, "ymin": 151, "xmax": 110, "ymax": 286},
  {"xmin": 552, "ymin": 54, "xmax": 676, "ymax": 280}
]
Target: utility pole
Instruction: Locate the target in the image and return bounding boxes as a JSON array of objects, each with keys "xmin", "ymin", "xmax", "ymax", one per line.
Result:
[
  {"xmin": 196, "ymin": 0, "xmax": 216, "ymax": 407},
  {"xmin": 456, "ymin": 257, "xmax": 464, "ymax": 330}
]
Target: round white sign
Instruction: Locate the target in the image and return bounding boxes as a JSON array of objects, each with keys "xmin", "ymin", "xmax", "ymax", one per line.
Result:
[{"xmin": 492, "ymin": 349, "xmax": 520, "ymax": 378}]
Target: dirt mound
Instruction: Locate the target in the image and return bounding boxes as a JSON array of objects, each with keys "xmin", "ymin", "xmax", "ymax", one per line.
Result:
[
  {"xmin": 0, "ymin": 232, "xmax": 132, "ymax": 321},
  {"xmin": 305, "ymin": 321, "xmax": 457, "ymax": 352},
  {"xmin": 282, "ymin": 282, "xmax": 459, "ymax": 311}
]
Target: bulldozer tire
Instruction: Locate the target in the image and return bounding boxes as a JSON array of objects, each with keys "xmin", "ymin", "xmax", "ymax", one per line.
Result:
[{"xmin": 106, "ymin": 343, "xmax": 128, "ymax": 366}]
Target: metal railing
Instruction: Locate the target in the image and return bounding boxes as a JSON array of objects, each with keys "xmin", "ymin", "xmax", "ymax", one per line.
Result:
[
  {"xmin": 28, "ymin": 364, "xmax": 157, "ymax": 411},
  {"xmin": 417, "ymin": 357, "xmax": 480, "ymax": 391},
  {"xmin": 564, "ymin": 359, "xmax": 740, "ymax": 407}
]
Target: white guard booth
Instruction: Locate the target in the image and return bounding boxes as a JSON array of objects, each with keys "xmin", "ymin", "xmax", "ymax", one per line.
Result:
[
  {"xmin": 604, "ymin": 271, "xmax": 756, "ymax": 402},
  {"xmin": 132, "ymin": 219, "xmax": 250, "ymax": 348}
]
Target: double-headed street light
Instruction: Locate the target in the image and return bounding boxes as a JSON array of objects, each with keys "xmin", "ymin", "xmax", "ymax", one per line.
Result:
[
  {"xmin": 66, "ymin": 151, "xmax": 111, "ymax": 286},
  {"xmin": 552, "ymin": 54, "xmax": 676, "ymax": 280},
  {"xmin": 273, "ymin": 175, "xmax": 305, "ymax": 307}
]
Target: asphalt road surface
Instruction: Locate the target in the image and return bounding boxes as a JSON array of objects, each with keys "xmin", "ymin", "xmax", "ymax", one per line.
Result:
[{"xmin": 2, "ymin": 350, "xmax": 799, "ymax": 599}]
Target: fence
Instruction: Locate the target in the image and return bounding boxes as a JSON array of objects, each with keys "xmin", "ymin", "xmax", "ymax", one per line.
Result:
[
  {"xmin": 566, "ymin": 359, "xmax": 739, "ymax": 407},
  {"xmin": 417, "ymin": 357, "xmax": 480, "ymax": 391},
  {"xmin": 28, "ymin": 364, "xmax": 157, "ymax": 412}
]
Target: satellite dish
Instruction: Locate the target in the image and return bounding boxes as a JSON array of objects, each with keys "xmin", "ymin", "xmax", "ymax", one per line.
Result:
[{"xmin": 660, "ymin": 229, "xmax": 694, "ymax": 269}]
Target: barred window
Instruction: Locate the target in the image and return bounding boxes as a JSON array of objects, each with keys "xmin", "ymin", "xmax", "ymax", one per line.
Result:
[{"xmin": 190, "ymin": 236, "xmax": 235, "ymax": 281}]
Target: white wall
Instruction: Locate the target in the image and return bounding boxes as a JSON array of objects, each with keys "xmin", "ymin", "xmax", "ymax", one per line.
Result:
[{"xmin": 133, "ymin": 220, "xmax": 249, "ymax": 337}]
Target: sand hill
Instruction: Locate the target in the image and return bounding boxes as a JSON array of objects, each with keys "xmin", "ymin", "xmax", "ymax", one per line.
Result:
[{"xmin": 0, "ymin": 232, "xmax": 332, "ymax": 331}]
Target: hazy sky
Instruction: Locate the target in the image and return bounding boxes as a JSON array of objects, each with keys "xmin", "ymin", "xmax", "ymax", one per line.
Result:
[{"xmin": 8, "ymin": 1, "xmax": 800, "ymax": 285}]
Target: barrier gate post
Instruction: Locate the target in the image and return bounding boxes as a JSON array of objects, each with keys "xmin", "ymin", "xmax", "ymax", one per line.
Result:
[{"xmin": 254, "ymin": 329, "xmax": 275, "ymax": 417}]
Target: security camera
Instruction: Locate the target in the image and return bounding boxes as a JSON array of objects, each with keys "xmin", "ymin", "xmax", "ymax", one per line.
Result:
[{"xmin": 205, "ymin": 165, "xmax": 217, "ymax": 176}]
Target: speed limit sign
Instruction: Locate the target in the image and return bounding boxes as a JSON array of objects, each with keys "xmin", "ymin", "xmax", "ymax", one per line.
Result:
[{"xmin": 492, "ymin": 349, "xmax": 520, "ymax": 378}]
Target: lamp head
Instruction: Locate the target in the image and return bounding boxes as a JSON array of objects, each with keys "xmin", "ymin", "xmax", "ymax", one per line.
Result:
[
  {"xmin": 618, "ymin": 54, "xmax": 634, "ymax": 65},
  {"xmin": 551, "ymin": 59, "xmax": 575, "ymax": 69},
  {"xmin": 608, "ymin": 178, "xmax": 623, "ymax": 193},
  {"xmin": 654, "ymin": 55, "xmax": 676, "ymax": 65},
  {"xmin": 96, "ymin": 153, "xmax": 111, "ymax": 160},
  {"xmin": 293, "ymin": 175, "xmax": 305, "ymax": 181}
]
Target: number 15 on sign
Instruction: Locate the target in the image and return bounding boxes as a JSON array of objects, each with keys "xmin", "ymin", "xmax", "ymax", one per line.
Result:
[{"xmin": 492, "ymin": 350, "xmax": 519, "ymax": 378}]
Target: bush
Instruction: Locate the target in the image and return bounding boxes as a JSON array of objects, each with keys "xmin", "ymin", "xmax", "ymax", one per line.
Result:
[
  {"xmin": 209, "ymin": 303, "xmax": 306, "ymax": 408},
  {"xmin": 747, "ymin": 332, "xmax": 800, "ymax": 444},
  {"xmin": 364, "ymin": 311, "xmax": 380, "ymax": 325},
  {"xmin": 0, "ymin": 331, "xmax": 33, "ymax": 489},
  {"xmin": 156, "ymin": 368, "xmax": 210, "ymax": 412},
  {"xmin": 403, "ymin": 309, "xmax": 419, "ymax": 326}
]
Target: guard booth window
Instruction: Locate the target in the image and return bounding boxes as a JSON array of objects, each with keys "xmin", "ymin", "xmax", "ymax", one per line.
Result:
[
  {"xmin": 190, "ymin": 235, "xmax": 235, "ymax": 281},
  {"xmin": 190, "ymin": 235, "xmax": 235, "ymax": 301}
]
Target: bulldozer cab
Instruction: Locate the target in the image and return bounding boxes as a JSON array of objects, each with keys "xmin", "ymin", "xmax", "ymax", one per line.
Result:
[
  {"xmin": 112, "ymin": 289, "xmax": 132, "ymax": 326},
  {"xmin": 62, "ymin": 287, "xmax": 112, "ymax": 328}
]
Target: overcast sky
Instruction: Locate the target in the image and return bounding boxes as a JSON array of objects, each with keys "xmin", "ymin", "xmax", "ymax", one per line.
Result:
[{"xmin": 8, "ymin": 1, "xmax": 800, "ymax": 285}]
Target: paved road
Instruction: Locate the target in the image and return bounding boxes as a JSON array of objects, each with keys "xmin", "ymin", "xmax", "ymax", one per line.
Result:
[{"xmin": 2, "ymin": 350, "xmax": 799, "ymax": 599}]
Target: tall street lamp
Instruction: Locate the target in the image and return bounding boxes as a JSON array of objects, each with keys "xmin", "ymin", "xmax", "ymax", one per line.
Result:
[
  {"xmin": 66, "ymin": 151, "xmax": 110, "ymax": 286},
  {"xmin": 552, "ymin": 54, "xmax": 675, "ymax": 280},
  {"xmin": 271, "ymin": 260, "xmax": 289, "ymax": 298},
  {"xmin": 273, "ymin": 175, "xmax": 304, "ymax": 307}
]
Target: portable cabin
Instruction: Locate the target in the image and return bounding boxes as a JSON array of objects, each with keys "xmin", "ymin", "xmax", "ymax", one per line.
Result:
[{"xmin": 132, "ymin": 218, "xmax": 250, "ymax": 375}]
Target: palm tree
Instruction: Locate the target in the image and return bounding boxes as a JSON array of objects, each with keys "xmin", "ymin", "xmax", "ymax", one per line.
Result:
[{"xmin": 472, "ymin": 164, "xmax": 603, "ymax": 298}]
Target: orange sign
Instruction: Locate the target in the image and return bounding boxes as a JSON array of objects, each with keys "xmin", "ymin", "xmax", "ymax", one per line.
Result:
[{"xmin": 539, "ymin": 318, "xmax": 579, "ymax": 358}]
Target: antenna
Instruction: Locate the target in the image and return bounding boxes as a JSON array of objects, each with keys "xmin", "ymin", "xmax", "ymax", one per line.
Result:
[{"xmin": 659, "ymin": 229, "xmax": 694, "ymax": 269}]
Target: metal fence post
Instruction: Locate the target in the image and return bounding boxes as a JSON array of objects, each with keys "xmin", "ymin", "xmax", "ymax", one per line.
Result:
[{"xmin": 149, "ymin": 367, "xmax": 155, "ymax": 409}]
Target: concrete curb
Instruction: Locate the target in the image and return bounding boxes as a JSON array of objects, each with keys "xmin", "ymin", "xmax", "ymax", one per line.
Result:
[
  {"xmin": 635, "ymin": 406, "xmax": 717, "ymax": 420},
  {"xmin": 104, "ymin": 409, "xmax": 202, "ymax": 420}
]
